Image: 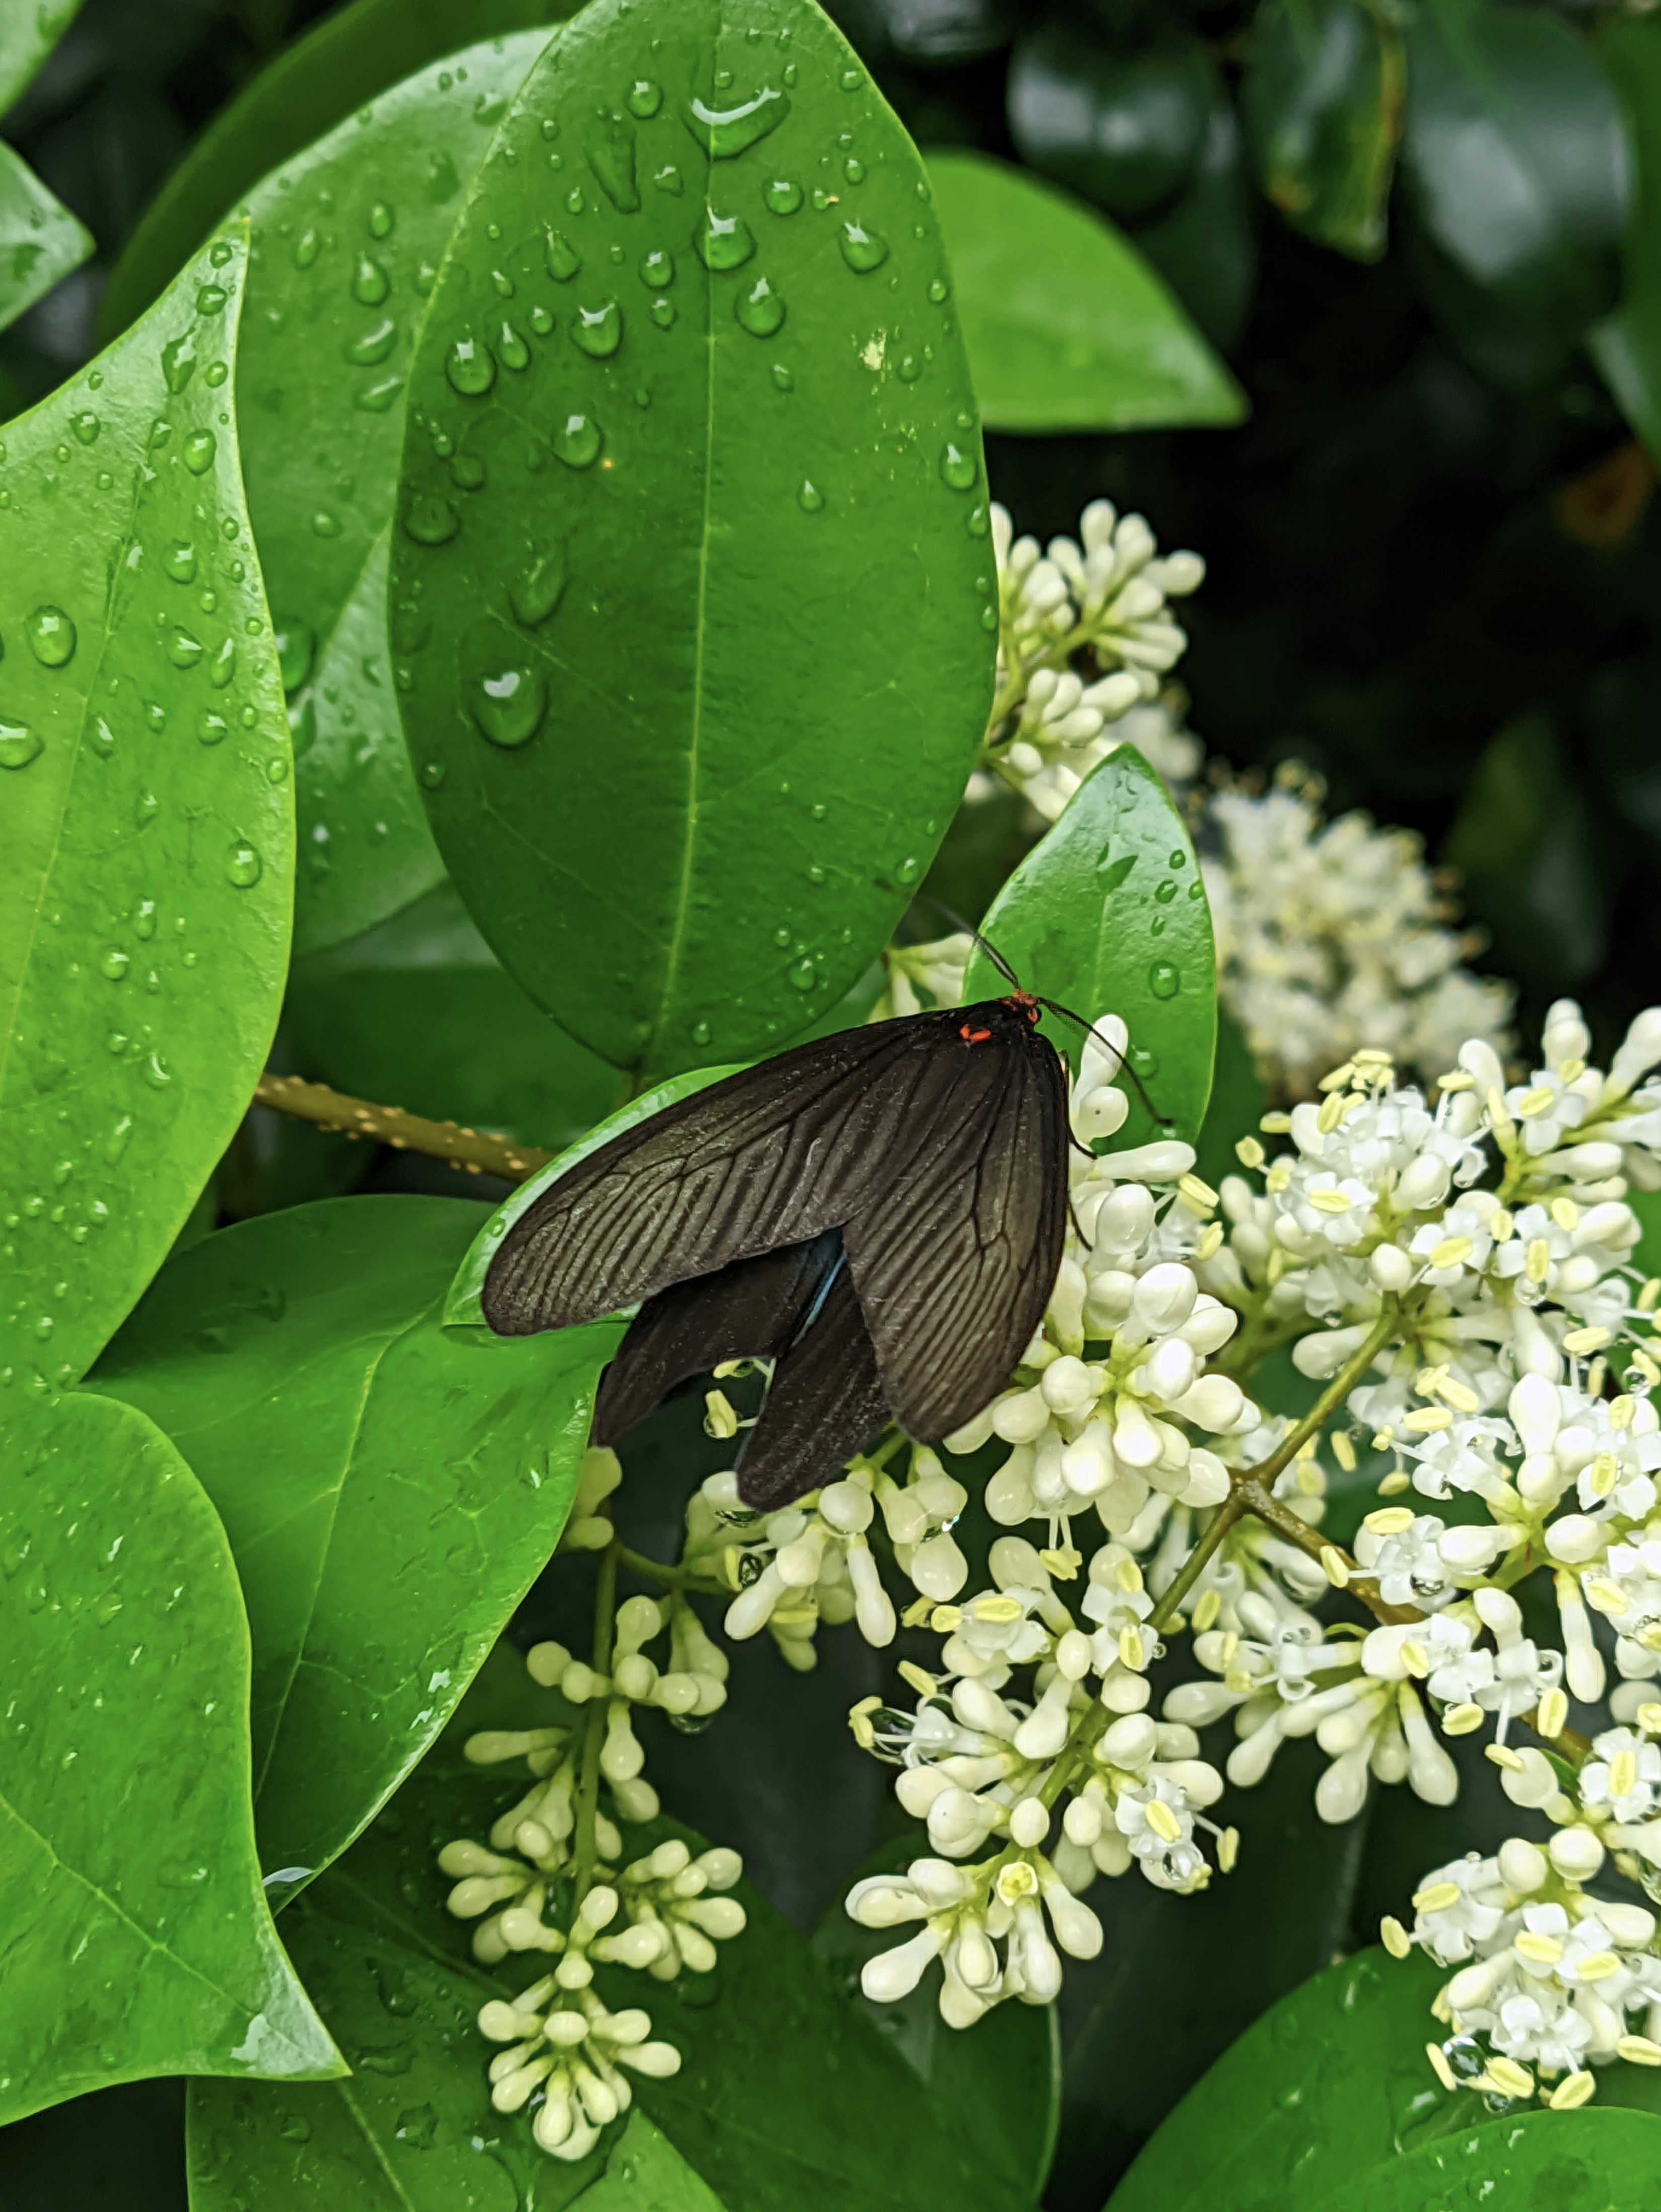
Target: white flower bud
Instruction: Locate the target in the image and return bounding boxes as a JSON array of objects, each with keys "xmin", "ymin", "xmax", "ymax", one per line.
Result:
[
  {"xmin": 1548, "ymin": 1826, "xmax": 1605, "ymax": 1881},
  {"xmin": 1438, "ymin": 1524, "xmax": 1516, "ymax": 1575},
  {"xmin": 1397, "ymin": 1153, "xmax": 1452, "ymax": 1211},
  {"xmin": 1010, "ymin": 1796, "xmax": 1050, "ymax": 1847},
  {"xmin": 992, "ymin": 1387, "xmax": 1051, "ymax": 1444},
  {"xmin": 617, "ymin": 2041, "xmax": 683, "ymax": 2080},
  {"xmin": 1173, "ymin": 1376, "xmax": 1245, "ymax": 1432},
  {"xmin": 1610, "ymin": 1006, "xmax": 1661, "ymax": 1096},
  {"xmin": 1140, "ymin": 1335, "xmax": 1197, "ymax": 1403},
  {"xmin": 1107, "ymin": 1140, "xmax": 1197, "ymax": 1183},
  {"xmin": 1545, "ymin": 1515, "xmax": 1605, "ymax": 1564},
  {"xmin": 1500, "ymin": 1749, "xmax": 1558, "ymax": 1807},
  {"xmin": 1132, "ymin": 1263, "xmax": 1199, "ymax": 1332},
  {"xmin": 846, "ymin": 1538, "xmax": 895, "ymax": 1647},
  {"xmin": 1497, "ymin": 1838, "xmax": 1548, "ymax": 1893},
  {"xmin": 1101, "ymin": 1712, "xmax": 1158, "ymax": 1767},
  {"xmin": 1111, "ymin": 1400, "xmax": 1162, "ymax": 1468},
  {"xmin": 1041, "ymin": 1355, "xmax": 1101, "ymax": 1417},
  {"xmin": 1042, "ymin": 1880, "xmax": 1103, "ymax": 1959},
  {"xmin": 1060, "ymin": 1420, "xmax": 1116, "ymax": 1497},
  {"xmin": 819, "ymin": 1479, "xmax": 873, "ymax": 1534},
  {"xmin": 1178, "ymin": 1450, "xmax": 1232, "ymax": 1509},
  {"xmin": 1293, "ymin": 1321, "xmax": 1372, "ymax": 1380},
  {"xmin": 1369, "ymin": 1244, "xmax": 1412, "ymax": 1291}
]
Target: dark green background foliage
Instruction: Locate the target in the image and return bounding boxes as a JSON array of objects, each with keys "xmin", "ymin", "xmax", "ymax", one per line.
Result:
[{"xmin": 6, "ymin": 3, "xmax": 1661, "ymax": 2210}]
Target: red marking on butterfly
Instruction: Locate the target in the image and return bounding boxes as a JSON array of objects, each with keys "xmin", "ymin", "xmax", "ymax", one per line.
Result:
[{"xmin": 959, "ymin": 1023, "xmax": 992, "ymax": 1044}]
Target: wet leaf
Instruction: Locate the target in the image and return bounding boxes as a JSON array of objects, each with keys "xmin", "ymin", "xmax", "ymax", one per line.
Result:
[
  {"xmin": 581, "ymin": 2113, "xmax": 729, "ymax": 2210},
  {"xmin": 928, "ymin": 151, "xmax": 1244, "ymax": 432},
  {"xmin": 89, "ymin": 1194, "xmax": 620, "ymax": 1885},
  {"xmin": 285, "ymin": 880, "xmax": 619, "ymax": 1149},
  {"xmin": 0, "ymin": 1390, "xmax": 342, "ymax": 2125},
  {"xmin": 1006, "ymin": 23, "xmax": 1213, "ymax": 223},
  {"xmin": 0, "ymin": 0, "xmax": 83, "ymax": 114},
  {"xmin": 1193, "ymin": 1002, "xmax": 1264, "ymax": 1194},
  {"xmin": 1241, "ymin": 0, "xmax": 1405, "ymax": 264},
  {"xmin": 0, "ymin": 140, "xmax": 93, "ymax": 336},
  {"xmin": 392, "ymin": 0, "xmax": 993, "ymax": 1079},
  {"xmin": 963, "ymin": 746, "xmax": 1217, "ymax": 1151},
  {"xmin": 1590, "ymin": 12, "xmax": 1661, "ymax": 465},
  {"xmin": 0, "ymin": 225, "xmax": 292, "ymax": 1388}
]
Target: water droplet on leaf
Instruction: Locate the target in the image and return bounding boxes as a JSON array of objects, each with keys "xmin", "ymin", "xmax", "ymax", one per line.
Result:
[
  {"xmin": 160, "ymin": 333, "xmax": 197, "ymax": 392},
  {"xmin": 640, "ymin": 249, "xmax": 675, "ymax": 289},
  {"xmin": 445, "ymin": 334, "xmax": 495, "ymax": 395},
  {"xmin": 838, "ymin": 222, "xmax": 889, "ymax": 273},
  {"xmin": 184, "ymin": 429, "xmax": 217, "ymax": 474},
  {"xmin": 469, "ymin": 662, "xmax": 547, "ymax": 747},
  {"xmin": 796, "ymin": 480, "xmax": 823, "ymax": 511},
  {"xmin": 572, "ymin": 301, "xmax": 621, "ymax": 357},
  {"xmin": 939, "ymin": 442, "xmax": 977, "ymax": 491},
  {"xmin": 352, "ymin": 254, "xmax": 389, "ymax": 305},
  {"xmin": 627, "ymin": 79, "xmax": 663, "ymax": 118},
  {"xmin": 689, "ymin": 86, "xmax": 789, "ymax": 159},
  {"xmin": 553, "ymin": 413, "xmax": 602, "ymax": 469},
  {"xmin": 0, "ymin": 720, "xmax": 43, "ymax": 770},
  {"xmin": 765, "ymin": 177, "xmax": 803, "ymax": 215},
  {"xmin": 736, "ymin": 276, "xmax": 784, "ymax": 337},
  {"xmin": 545, "ymin": 229, "xmax": 581, "ymax": 282},
  {"xmin": 226, "ymin": 842, "xmax": 263, "ymax": 888},
  {"xmin": 164, "ymin": 540, "xmax": 197, "ymax": 583},
  {"xmin": 1148, "ymin": 961, "xmax": 1180, "ymax": 1000},
  {"xmin": 27, "ymin": 607, "xmax": 76, "ymax": 666},
  {"xmin": 696, "ymin": 208, "xmax": 756, "ymax": 270}
]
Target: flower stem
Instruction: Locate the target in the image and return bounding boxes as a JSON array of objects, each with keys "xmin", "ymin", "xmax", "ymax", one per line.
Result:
[
  {"xmin": 252, "ymin": 1070, "xmax": 551, "ymax": 1183},
  {"xmin": 570, "ymin": 1539, "xmax": 620, "ymax": 1901}
]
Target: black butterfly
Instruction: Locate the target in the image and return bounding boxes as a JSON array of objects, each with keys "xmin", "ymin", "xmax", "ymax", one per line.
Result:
[{"xmin": 482, "ymin": 992, "xmax": 1070, "ymax": 1509}]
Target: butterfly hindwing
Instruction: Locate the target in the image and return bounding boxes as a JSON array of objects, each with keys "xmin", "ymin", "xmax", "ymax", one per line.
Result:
[{"xmin": 734, "ymin": 1254, "xmax": 890, "ymax": 1510}]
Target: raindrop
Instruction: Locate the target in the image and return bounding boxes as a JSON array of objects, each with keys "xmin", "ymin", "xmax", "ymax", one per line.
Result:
[
  {"xmin": 788, "ymin": 958, "xmax": 816, "ymax": 991},
  {"xmin": 167, "ymin": 630, "xmax": 204, "ymax": 671},
  {"xmin": 293, "ymin": 229, "xmax": 319, "ymax": 269},
  {"xmin": 344, "ymin": 319, "xmax": 397, "ymax": 366},
  {"xmin": 552, "ymin": 412, "xmax": 603, "ymax": 469},
  {"xmin": 1148, "ymin": 961, "xmax": 1180, "ymax": 1000},
  {"xmin": 897, "ymin": 354, "xmax": 920, "ymax": 382},
  {"xmin": 796, "ymin": 480, "xmax": 823, "ymax": 511},
  {"xmin": 807, "ymin": 864, "xmax": 826, "ymax": 885},
  {"xmin": 183, "ymin": 429, "xmax": 217, "ymax": 475},
  {"xmin": 773, "ymin": 926, "xmax": 791, "ymax": 947},
  {"xmin": 764, "ymin": 177, "xmax": 803, "ymax": 215},
  {"xmin": 650, "ymin": 296, "xmax": 676, "ymax": 328},
  {"xmin": 1154, "ymin": 878, "xmax": 1177, "ymax": 905},
  {"xmin": 566, "ymin": 184, "xmax": 586, "ymax": 215},
  {"xmin": 209, "ymin": 639, "xmax": 236, "ymax": 689},
  {"xmin": 572, "ymin": 301, "xmax": 622, "ymax": 357},
  {"xmin": 394, "ymin": 2105, "xmax": 438, "ymax": 2149},
  {"xmin": 403, "ymin": 495, "xmax": 459, "ymax": 544},
  {"xmin": 639, "ymin": 248, "xmax": 675, "ymax": 289},
  {"xmin": 771, "ymin": 362, "xmax": 793, "ymax": 390},
  {"xmin": 980, "ymin": 606, "xmax": 998, "ymax": 631},
  {"xmin": 545, "ymin": 229, "xmax": 581, "ymax": 283},
  {"xmin": 445, "ymin": 334, "xmax": 495, "ymax": 396},
  {"xmin": 90, "ymin": 717, "xmax": 115, "ymax": 757},
  {"xmin": 691, "ymin": 1018, "xmax": 711, "ymax": 1046},
  {"xmin": 420, "ymin": 761, "xmax": 446, "ymax": 788},
  {"xmin": 688, "ymin": 86, "xmax": 789, "ymax": 159},
  {"xmin": 70, "ymin": 411, "xmax": 100, "ymax": 445},
  {"xmin": 627, "ymin": 78, "xmax": 663, "ymax": 118},
  {"xmin": 197, "ymin": 710, "xmax": 228, "ymax": 746},
  {"xmin": 99, "ymin": 950, "xmax": 130, "ymax": 981},
  {"xmin": 897, "ymin": 856, "xmax": 920, "ymax": 885},
  {"xmin": 275, "ymin": 623, "xmax": 315, "ymax": 690},
  {"xmin": 143, "ymin": 1053, "xmax": 172, "ymax": 1090},
  {"xmin": 928, "ymin": 275, "xmax": 951, "ymax": 303},
  {"xmin": 354, "ymin": 375, "xmax": 403, "ymax": 413},
  {"xmin": 311, "ymin": 510, "xmax": 342, "ymax": 537},
  {"xmin": 226, "ymin": 841, "xmax": 263, "ymax": 889},
  {"xmin": 839, "ymin": 66, "xmax": 862, "ymax": 90},
  {"xmin": 469, "ymin": 661, "xmax": 547, "ymax": 747},
  {"xmin": 352, "ymin": 254, "xmax": 389, "ymax": 304},
  {"xmin": 510, "ymin": 551, "xmax": 566, "ymax": 627},
  {"xmin": 27, "ymin": 607, "xmax": 76, "ymax": 666},
  {"xmin": 164, "ymin": 540, "xmax": 197, "ymax": 583},
  {"xmin": 450, "ymin": 452, "xmax": 485, "ymax": 490},
  {"xmin": 838, "ymin": 221, "xmax": 889, "ymax": 274},
  {"xmin": 1188, "ymin": 879, "xmax": 1205, "ymax": 901},
  {"xmin": 695, "ymin": 208, "xmax": 757, "ymax": 270},
  {"xmin": 134, "ymin": 900, "xmax": 156, "ymax": 941},
  {"xmin": 939, "ymin": 442, "xmax": 977, "ymax": 492},
  {"xmin": 495, "ymin": 319, "xmax": 530, "ymax": 371},
  {"xmin": 529, "ymin": 303, "xmax": 554, "ymax": 335},
  {"xmin": 735, "ymin": 276, "xmax": 784, "ymax": 337},
  {"xmin": 1168, "ymin": 849, "xmax": 1187, "ymax": 868},
  {"xmin": 843, "ymin": 157, "xmax": 866, "ymax": 184},
  {"xmin": 160, "ymin": 333, "xmax": 197, "ymax": 392},
  {"xmin": 0, "ymin": 720, "xmax": 42, "ymax": 770},
  {"xmin": 653, "ymin": 163, "xmax": 684, "ymax": 195},
  {"xmin": 811, "ymin": 801, "xmax": 827, "ymax": 820},
  {"xmin": 967, "ymin": 503, "xmax": 989, "ymax": 538},
  {"xmin": 205, "ymin": 360, "xmax": 228, "ymax": 386},
  {"xmin": 279, "ymin": 2115, "xmax": 312, "ymax": 2144},
  {"xmin": 369, "ymin": 201, "xmax": 394, "ymax": 238},
  {"xmin": 195, "ymin": 283, "xmax": 227, "ymax": 315},
  {"xmin": 587, "ymin": 118, "xmax": 640, "ymax": 213}
]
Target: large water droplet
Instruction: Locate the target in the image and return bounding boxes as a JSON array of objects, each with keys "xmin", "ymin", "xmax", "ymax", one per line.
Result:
[
  {"xmin": 587, "ymin": 116, "xmax": 640, "ymax": 212},
  {"xmin": 688, "ymin": 86, "xmax": 789, "ymax": 159},
  {"xmin": 167, "ymin": 630, "xmax": 204, "ymax": 671},
  {"xmin": 553, "ymin": 412, "xmax": 603, "ymax": 469},
  {"xmin": 654, "ymin": 163, "xmax": 684, "ymax": 196},
  {"xmin": 787, "ymin": 958, "xmax": 817, "ymax": 991},
  {"xmin": 838, "ymin": 221, "xmax": 889, "ymax": 274},
  {"xmin": 1148, "ymin": 961, "xmax": 1180, "ymax": 1000},
  {"xmin": 226, "ymin": 841, "xmax": 263, "ymax": 888},
  {"xmin": 796, "ymin": 480, "xmax": 823, "ymax": 512},
  {"xmin": 928, "ymin": 274, "xmax": 951, "ymax": 303},
  {"xmin": 1154, "ymin": 878, "xmax": 1177, "ymax": 905},
  {"xmin": 572, "ymin": 301, "xmax": 622, "ymax": 358},
  {"xmin": 696, "ymin": 208, "xmax": 756, "ymax": 270},
  {"xmin": 736, "ymin": 276, "xmax": 784, "ymax": 337},
  {"xmin": 209, "ymin": 639, "xmax": 236, "ymax": 689},
  {"xmin": 495, "ymin": 319, "xmax": 530, "ymax": 371},
  {"xmin": 545, "ymin": 229, "xmax": 581, "ymax": 283},
  {"xmin": 71, "ymin": 410, "xmax": 100, "ymax": 445},
  {"xmin": 510, "ymin": 550, "xmax": 567, "ymax": 627},
  {"xmin": 183, "ymin": 429, "xmax": 217, "ymax": 475},
  {"xmin": 164, "ymin": 540, "xmax": 198, "ymax": 584},
  {"xmin": 160, "ymin": 332, "xmax": 197, "ymax": 393},
  {"xmin": 0, "ymin": 720, "xmax": 42, "ymax": 770},
  {"xmin": 939, "ymin": 442, "xmax": 977, "ymax": 492},
  {"xmin": 470, "ymin": 662, "xmax": 547, "ymax": 747},
  {"xmin": 99, "ymin": 949, "xmax": 130, "ymax": 980},
  {"xmin": 445, "ymin": 333, "xmax": 495, "ymax": 395},
  {"xmin": 352, "ymin": 254, "xmax": 389, "ymax": 305},
  {"xmin": 764, "ymin": 177, "xmax": 803, "ymax": 215},
  {"xmin": 91, "ymin": 716, "xmax": 115, "ymax": 756},
  {"xmin": 345, "ymin": 318, "xmax": 397, "ymax": 366},
  {"xmin": 275, "ymin": 622, "xmax": 315, "ymax": 690},
  {"xmin": 650, "ymin": 295, "xmax": 676, "ymax": 329},
  {"xmin": 403, "ymin": 494, "xmax": 459, "ymax": 544},
  {"xmin": 197, "ymin": 709, "xmax": 228, "ymax": 746},
  {"xmin": 27, "ymin": 607, "xmax": 76, "ymax": 667},
  {"xmin": 640, "ymin": 249, "xmax": 675, "ymax": 289},
  {"xmin": 627, "ymin": 78, "xmax": 663, "ymax": 118},
  {"xmin": 354, "ymin": 375, "xmax": 403, "ymax": 413},
  {"xmin": 897, "ymin": 856, "xmax": 920, "ymax": 885}
]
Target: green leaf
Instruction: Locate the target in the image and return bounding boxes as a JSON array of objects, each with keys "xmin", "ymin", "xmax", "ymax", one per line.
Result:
[
  {"xmin": 581, "ymin": 2113, "xmax": 729, "ymax": 2210},
  {"xmin": 392, "ymin": 0, "xmax": 993, "ymax": 1079},
  {"xmin": 1400, "ymin": 0, "xmax": 1628, "ymax": 390},
  {"xmin": 1441, "ymin": 711, "xmax": 1608, "ymax": 991},
  {"xmin": 0, "ymin": 1390, "xmax": 342, "ymax": 2125},
  {"xmin": 813, "ymin": 1835, "xmax": 1060, "ymax": 2203},
  {"xmin": 1305, "ymin": 2110, "xmax": 1661, "ymax": 2212},
  {"xmin": 926, "ymin": 151, "xmax": 1244, "ymax": 433},
  {"xmin": 1241, "ymin": 0, "xmax": 1405, "ymax": 264},
  {"xmin": 99, "ymin": 0, "xmax": 584, "ymax": 338},
  {"xmin": 285, "ymin": 880, "xmax": 619, "ymax": 1149},
  {"xmin": 1105, "ymin": 1945, "xmax": 1661, "ymax": 2212},
  {"xmin": 0, "ymin": 140, "xmax": 94, "ymax": 336},
  {"xmin": 962, "ymin": 747, "xmax": 1217, "ymax": 1151},
  {"xmin": 1130, "ymin": 79, "xmax": 1258, "ymax": 355},
  {"xmin": 0, "ymin": 0, "xmax": 83, "ymax": 115},
  {"xmin": 235, "ymin": 33, "xmax": 555, "ymax": 959},
  {"xmin": 1628, "ymin": 1183, "xmax": 1661, "ymax": 1278},
  {"xmin": 1590, "ymin": 13, "xmax": 1661, "ymax": 465},
  {"xmin": 1193, "ymin": 1001, "xmax": 1264, "ymax": 1195},
  {"xmin": 1006, "ymin": 24, "xmax": 1213, "ymax": 223},
  {"xmin": 445, "ymin": 1065, "xmax": 746, "ymax": 1326},
  {"xmin": 0, "ymin": 225, "xmax": 293, "ymax": 1388},
  {"xmin": 89, "ymin": 1194, "xmax": 621, "ymax": 1885}
]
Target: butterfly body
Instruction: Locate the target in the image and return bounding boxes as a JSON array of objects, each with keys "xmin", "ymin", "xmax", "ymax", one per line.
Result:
[{"xmin": 483, "ymin": 996, "xmax": 1068, "ymax": 1506}]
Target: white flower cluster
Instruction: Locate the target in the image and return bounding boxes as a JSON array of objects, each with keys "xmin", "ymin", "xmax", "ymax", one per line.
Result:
[{"xmin": 437, "ymin": 1618, "xmax": 744, "ymax": 2160}]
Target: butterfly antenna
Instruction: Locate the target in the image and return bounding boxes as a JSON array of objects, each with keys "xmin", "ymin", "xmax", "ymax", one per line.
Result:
[
  {"xmin": 1037, "ymin": 995, "xmax": 1169, "ymax": 1128},
  {"xmin": 921, "ymin": 898, "xmax": 1023, "ymax": 990}
]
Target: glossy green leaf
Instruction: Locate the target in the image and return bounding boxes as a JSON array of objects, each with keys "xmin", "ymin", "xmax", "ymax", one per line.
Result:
[
  {"xmin": 962, "ymin": 747, "xmax": 1216, "ymax": 1151},
  {"xmin": 446, "ymin": 1065, "xmax": 745, "ymax": 1326},
  {"xmin": 1400, "ymin": 0, "xmax": 1628, "ymax": 390},
  {"xmin": 1590, "ymin": 14, "xmax": 1661, "ymax": 464},
  {"xmin": 0, "ymin": 1390, "xmax": 342, "ymax": 2125},
  {"xmin": 0, "ymin": 140, "xmax": 93, "ymax": 336},
  {"xmin": 0, "ymin": 0, "xmax": 83, "ymax": 115},
  {"xmin": 99, "ymin": 0, "xmax": 583, "ymax": 338},
  {"xmin": 1441, "ymin": 712, "xmax": 1608, "ymax": 991},
  {"xmin": 392, "ymin": 0, "xmax": 993, "ymax": 1079},
  {"xmin": 813, "ymin": 1835, "xmax": 1060, "ymax": 2203},
  {"xmin": 581, "ymin": 2113, "xmax": 729, "ymax": 2210},
  {"xmin": 1315, "ymin": 2109, "xmax": 1661, "ymax": 2212},
  {"xmin": 1006, "ymin": 24, "xmax": 1212, "ymax": 223},
  {"xmin": 927, "ymin": 151, "xmax": 1244, "ymax": 433},
  {"xmin": 235, "ymin": 34, "xmax": 554, "ymax": 958},
  {"xmin": 285, "ymin": 881, "xmax": 619, "ymax": 1148},
  {"xmin": 0, "ymin": 226, "xmax": 293, "ymax": 1389},
  {"xmin": 89, "ymin": 1194, "xmax": 620, "ymax": 1885},
  {"xmin": 1241, "ymin": 0, "xmax": 1405, "ymax": 263},
  {"xmin": 1131, "ymin": 80, "xmax": 1257, "ymax": 355},
  {"xmin": 1193, "ymin": 1001, "xmax": 1264, "ymax": 1194}
]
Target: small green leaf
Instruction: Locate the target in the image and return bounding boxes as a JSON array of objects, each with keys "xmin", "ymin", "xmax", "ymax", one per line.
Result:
[
  {"xmin": 0, "ymin": 226, "xmax": 292, "ymax": 1387},
  {"xmin": 582, "ymin": 2113, "xmax": 730, "ymax": 2210},
  {"xmin": 1591, "ymin": 13, "xmax": 1661, "ymax": 464},
  {"xmin": 0, "ymin": 141, "xmax": 93, "ymax": 336},
  {"xmin": 963, "ymin": 747, "xmax": 1217, "ymax": 1150},
  {"xmin": 446, "ymin": 1064, "xmax": 746, "ymax": 1326},
  {"xmin": 285, "ymin": 880, "xmax": 619, "ymax": 1149},
  {"xmin": 99, "ymin": 0, "xmax": 583, "ymax": 336},
  {"xmin": 1193, "ymin": 1001, "xmax": 1264, "ymax": 1193},
  {"xmin": 0, "ymin": 1391, "xmax": 342, "ymax": 2124},
  {"xmin": 927, "ymin": 151, "xmax": 1245, "ymax": 432},
  {"xmin": 1241, "ymin": 0, "xmax": 1405, "ymax": 263},
  {"xmin": 1400, "ymin": 0, "xmax": 1628, "ymax": 390},
  {"xmin": 89, "ymin": 1194, "xmax": 621, "ymax": 1884},
  {"xmin": 393, "ymin": 0, "xmax": 993, "ymax": 1078},
  {"xmin": 0, "ymin": 0, "xmax": 83, "ymax": 114},
  {"xmin": 1303, "ymin": 2109, "xmax": 1661, "ymax": 2212},
  {"xmin": 234, "ymin": 33, "xmax": 555, "ymax": 957}
]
